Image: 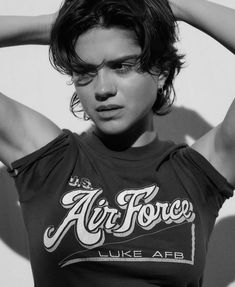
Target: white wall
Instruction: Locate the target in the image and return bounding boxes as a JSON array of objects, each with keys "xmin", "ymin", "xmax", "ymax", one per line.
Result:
[{"xmin": 0, "ymin": 0, "xmax": 235, "ymax": 286}]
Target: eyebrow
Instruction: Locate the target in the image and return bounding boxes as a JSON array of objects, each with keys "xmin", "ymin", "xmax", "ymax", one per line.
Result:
[
  {"xmin": 106, "ymin": 54, "xmax": 140, "ymax": 66},
  {"xmin": 77, "ymin": 54, "xmax": 140, "ymax": 71}
]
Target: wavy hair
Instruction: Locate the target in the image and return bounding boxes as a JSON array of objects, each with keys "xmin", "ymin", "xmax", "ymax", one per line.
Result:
[{"xmin": 50, "ymin": 0, "xmax": 184, "ymax": 117}]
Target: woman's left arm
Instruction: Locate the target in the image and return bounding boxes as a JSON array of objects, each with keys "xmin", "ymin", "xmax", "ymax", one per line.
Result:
[
  {"xmin": 169, "ymin": 0, "xmax": 235, "ymax": 53},
  {"xmin": 169, "ymin": 0, "xmax": 235, "ymax": 186}
]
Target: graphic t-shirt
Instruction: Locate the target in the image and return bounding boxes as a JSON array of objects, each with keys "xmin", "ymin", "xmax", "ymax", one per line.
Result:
[{"xmin": 8, "ymin": 129, "xmax": 234, "ymax": 287}]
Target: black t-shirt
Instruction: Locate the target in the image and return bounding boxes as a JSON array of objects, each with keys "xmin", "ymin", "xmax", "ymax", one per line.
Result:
[{"xmin": 8, "ymin": 129, "xmax": 234, "ymax": 287}]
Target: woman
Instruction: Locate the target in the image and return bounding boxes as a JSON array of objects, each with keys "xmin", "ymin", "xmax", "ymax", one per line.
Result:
[{"xmin": 0, "ymin": 0, "xmax": 234, "ymax": 286}]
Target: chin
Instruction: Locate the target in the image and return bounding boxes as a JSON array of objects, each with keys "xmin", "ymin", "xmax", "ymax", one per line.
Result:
[{"xmin": 96, "ymin": 121, "xmax": 132, "ymax": 136}]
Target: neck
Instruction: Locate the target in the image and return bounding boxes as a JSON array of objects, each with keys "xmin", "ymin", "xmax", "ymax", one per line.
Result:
[{"xmin": 94, "ymin": 115, "xmax": 157, "ymax": 151}]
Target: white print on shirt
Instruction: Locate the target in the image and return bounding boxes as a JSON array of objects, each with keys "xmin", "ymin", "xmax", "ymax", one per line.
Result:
[
  {"xmin": 43, "ymin": 184, "xmax": 195, "ymax": 252},
  {"xmin": 68, "ymin": 176, "xmax": 92, "ymax": 190},
  {"xmin": 59, "ymin": 223, "xmax": 196, "ymax": 267},
  {"xmin": 98, "ymin": 250, "xmax": 184, "ymax": 260}
]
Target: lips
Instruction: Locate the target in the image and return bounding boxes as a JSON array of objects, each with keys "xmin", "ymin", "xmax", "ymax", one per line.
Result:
[
  {"xmin": 96, "ymin": 104, "xmax": 123, "ymax": 119},
  {"xmin": 96, "ymin": 104, "xmax": 123, "ymax": 112}
]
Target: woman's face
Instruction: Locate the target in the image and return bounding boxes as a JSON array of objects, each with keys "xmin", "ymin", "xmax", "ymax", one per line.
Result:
[{"xmin": 73, "ymin": 27, "xmax": 163, "ymax": 136}]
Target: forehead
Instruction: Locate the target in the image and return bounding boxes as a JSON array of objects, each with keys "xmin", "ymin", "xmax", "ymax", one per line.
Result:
[{"xmin": 74, "ymin": 27, "xmax": 141, "ymax": 65}]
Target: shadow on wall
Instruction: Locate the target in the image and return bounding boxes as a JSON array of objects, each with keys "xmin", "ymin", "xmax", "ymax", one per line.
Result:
[
  {"xmin": 0, "ymin": 106, "xmax": 234, "ymax": 286},
  {"xmin": 155, "ymin": 105, "xmax": 212, "ymax": 143}
]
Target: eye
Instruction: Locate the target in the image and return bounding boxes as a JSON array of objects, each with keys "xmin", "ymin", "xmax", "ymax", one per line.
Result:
[
  {"xmin": 113, "ymin": 62, "xmax": 135, "ymax": 74},
  {"xmin": 73, "ymin": 71, "xmax": 97, "ymax": 86}
]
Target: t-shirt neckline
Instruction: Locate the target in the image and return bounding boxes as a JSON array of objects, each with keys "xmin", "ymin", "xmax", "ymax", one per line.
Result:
[{"xmin": 81, "ymin": 131, "xmax": 172, "ymax": 161}]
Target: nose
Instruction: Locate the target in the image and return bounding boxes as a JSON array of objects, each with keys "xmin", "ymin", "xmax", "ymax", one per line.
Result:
[{"xmin": 94, "ymin": 68, "xmax": 117, "ymax": 101}]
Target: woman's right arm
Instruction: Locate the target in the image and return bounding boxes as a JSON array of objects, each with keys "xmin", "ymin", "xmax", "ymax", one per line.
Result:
[
  {"xmin": 0, "ymin": 14, "xmax": 54, "ymax": 46},
  {"xmin": 0, "ymin": 14, "xmax": 62, "ymax": 168}
]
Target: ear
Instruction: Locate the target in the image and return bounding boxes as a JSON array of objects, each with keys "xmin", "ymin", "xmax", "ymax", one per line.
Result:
[{"xmin": 158, "ymin": 71, "xmax": 168, "ymax": 89}]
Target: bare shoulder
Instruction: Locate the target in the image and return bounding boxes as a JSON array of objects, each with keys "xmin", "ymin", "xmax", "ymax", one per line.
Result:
[
  {"xmin": 191, "ymin": 124, "xmax": 235, "ymax": 187},
  {"xmin": 0, "ymin": 92, "xmax": 62, "ymax": 168}
]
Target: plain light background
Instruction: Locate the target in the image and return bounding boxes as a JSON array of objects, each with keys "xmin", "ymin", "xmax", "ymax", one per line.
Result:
[{"xmin": 0, "ymin": 0, "xmax": 235, "ymax": 286}]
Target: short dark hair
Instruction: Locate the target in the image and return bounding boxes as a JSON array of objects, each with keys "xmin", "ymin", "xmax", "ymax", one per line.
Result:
[{"xmin": 50, "ymin": 0, "xmax": 184, "ymax": 117}]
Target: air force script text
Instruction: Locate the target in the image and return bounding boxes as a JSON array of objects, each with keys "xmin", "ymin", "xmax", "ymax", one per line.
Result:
[{"xmin": 43, "ymin": 185, "xmax": 195, "ymax": 252}]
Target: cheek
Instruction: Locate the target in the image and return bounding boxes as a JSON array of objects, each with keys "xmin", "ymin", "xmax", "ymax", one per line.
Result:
[{"xmin": 127, "ymin": 76, "xmax": 158, "ymax": 108}]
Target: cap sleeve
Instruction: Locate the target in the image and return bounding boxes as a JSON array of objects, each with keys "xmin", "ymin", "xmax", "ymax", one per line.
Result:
[
  {"xmin": 7, "ymin": 129, "xmax": 78, "ymax": 202},
  {"xmin": 170, "ymin": 147, "xmax": 234, "ymax": 215}
]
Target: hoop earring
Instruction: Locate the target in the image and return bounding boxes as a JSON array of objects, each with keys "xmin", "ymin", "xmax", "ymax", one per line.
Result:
[
  {"xmin": 158, "ymin": 87, "xmax": 164, "ymax": 96},
  {"xmin": 83, "ymin": 111, "xmax": 90, "ymax": 121}
]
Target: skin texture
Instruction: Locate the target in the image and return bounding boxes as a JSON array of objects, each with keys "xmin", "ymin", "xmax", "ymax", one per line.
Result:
[{"xmin": 73, "ymin": 27, "xmax": 166, "ymax": 148}]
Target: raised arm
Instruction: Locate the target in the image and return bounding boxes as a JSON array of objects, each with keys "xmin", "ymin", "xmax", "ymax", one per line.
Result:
[
  {"xmin": 169, "ymin": 0, "xmax": 235, "ymax": 186},
  {"xmin": 0, "ymin": 14, "xmax": 61, "ymax": 168},
  {"xmin": 169, "ymin": 0, "xmax": 235, "ymax": 54},
  {"xmin": 0, "ymin": 14, "xmax": 55, "ymax": 47}
]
